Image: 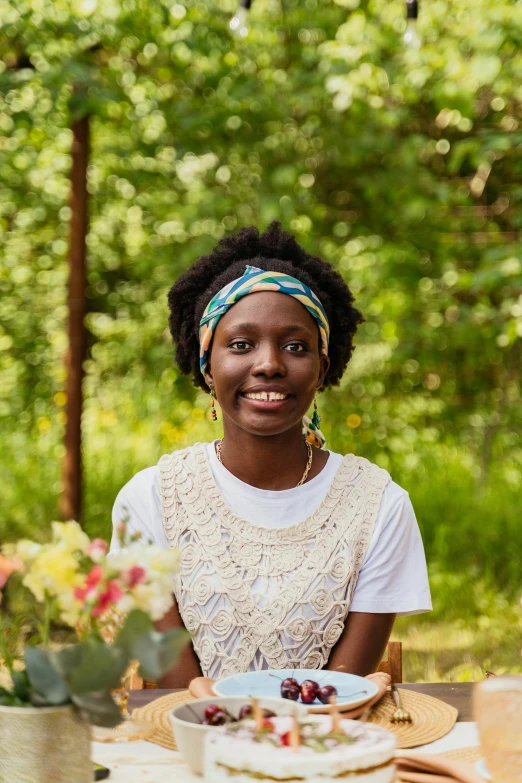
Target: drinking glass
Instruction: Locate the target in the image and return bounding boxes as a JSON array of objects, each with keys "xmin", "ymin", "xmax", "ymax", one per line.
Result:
[{"xmin": 475, "ymin": 675, "xmax": 522, "ymax": 782}]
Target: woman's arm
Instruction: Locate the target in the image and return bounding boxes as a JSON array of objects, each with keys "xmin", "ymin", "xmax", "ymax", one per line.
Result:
[
  {"xmin": 326, "ymin": 611, "xmax": 396, "ymax": 676},
  {"xmin": 155, "ymin": 600, "xmax": 202, "ymax": 688}
]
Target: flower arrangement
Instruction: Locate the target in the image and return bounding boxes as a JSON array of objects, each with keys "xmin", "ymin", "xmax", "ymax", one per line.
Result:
[{"xmin": 0, "ymin": 521, "xmax": 188, "ymax": 726}]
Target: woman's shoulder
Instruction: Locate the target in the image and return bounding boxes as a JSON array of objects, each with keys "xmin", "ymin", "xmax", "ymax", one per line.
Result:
[
  {"xmin": 113, "ymin": 464, "xmax": 161, "ymax": 511},
  {"xmin": 333, "ymin": 450, "xmax": 393, "ymax": 484},
  {"xmin": 331, "ymin": 451, "xmax": 411, "ymax": 510},
  {"xmin": 118, "ymin": 443, "xmax": 208, "ymax": 496}
]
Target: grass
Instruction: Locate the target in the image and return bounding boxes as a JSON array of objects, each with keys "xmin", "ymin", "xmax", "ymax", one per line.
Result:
[{"xmin": 396, "ymin": 578, "xmax": 522, "ymax": 682}]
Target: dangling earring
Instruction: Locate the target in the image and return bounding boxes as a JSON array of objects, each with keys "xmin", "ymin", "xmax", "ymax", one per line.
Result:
[
  {"xmin": 311, "ymin": 395, "xmax": 321, "ymax": 429},
  {"xmin": 210, "ymin": 387, "xmax": 218, "ymax": 421}
]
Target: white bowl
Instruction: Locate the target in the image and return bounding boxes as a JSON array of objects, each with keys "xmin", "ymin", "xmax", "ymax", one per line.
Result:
[
  {"xmin": 213, "ymin": 669, "xmax": 378, "ymax": 713},
  {"xmin": 169, "ymin": 695, "xmax": 308, "ymax": 776}
]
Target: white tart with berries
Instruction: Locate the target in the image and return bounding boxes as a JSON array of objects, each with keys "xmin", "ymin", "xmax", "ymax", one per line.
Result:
[{"xmin": 204, "ymin": 715, "xmax": 396, "ymax": 783}]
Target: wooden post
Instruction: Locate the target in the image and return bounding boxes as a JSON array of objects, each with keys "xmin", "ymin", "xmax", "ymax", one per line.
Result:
[{"xmin": 60, "ymin": 115, "xmax": 90, "ymax": 522}]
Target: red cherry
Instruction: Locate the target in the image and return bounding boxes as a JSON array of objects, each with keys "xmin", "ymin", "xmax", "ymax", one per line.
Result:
[
  {"xmin": 238, "ymin": 704, "xmax": 253, "ymax": 720},
  {"xmin": 204, "ymin": 704, "xmax": 223, "ymax": 719},
  {"xmin": 208, "ymin": 709, "xmax": 230, "ymax": 726},
  {"xmin": 281, "ymin": 683, "xmax": 300, "ymax": 701},
  {"xmin": 317, "ymin": 685, "xmax": 338, "ymax": 704},
  {"xmin": 300, "ymin": 680, "xmax": 319, "ymax": 704},
  {"xmin": 281, "ymin": 677, "xmax": 299, "ymax": 688},
  {"xmin": 300, "ymin": 685, "xmax": 318, "ymax": 704}
]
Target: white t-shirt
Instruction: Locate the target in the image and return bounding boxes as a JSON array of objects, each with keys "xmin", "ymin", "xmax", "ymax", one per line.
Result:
[{"xmin": 110, "ymin": 443, "xmax": 432, "ymax": 617}]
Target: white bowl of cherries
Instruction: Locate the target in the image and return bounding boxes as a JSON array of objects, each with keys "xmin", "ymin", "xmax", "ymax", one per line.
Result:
[{"xmin": 213, "ymin": 669, "xmax": 378, "ymax": 714}]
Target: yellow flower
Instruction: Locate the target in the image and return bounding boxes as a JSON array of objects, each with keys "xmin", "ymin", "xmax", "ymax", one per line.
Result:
[
  {"xmin": 23, "ymin": 548, "xmax": 84, "ymax": 604},
  {"xmin": 58, "ymin": 591, "xmax": 83, "ymax": 628},
  {"xmin": 51, "ymin": 521, "xmax": 90, "ymax": 554},
  {"xmin": 12, "ymin": 539, "xmax": 42, "ymax": 563}
]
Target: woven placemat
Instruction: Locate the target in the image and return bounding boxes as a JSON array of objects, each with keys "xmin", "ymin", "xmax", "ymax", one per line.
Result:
[
  {"xmin": 133, "ymin": 689, "xmax": 194, "ymax": 751},
  {"xmin": 365, "ymin": 688, "xmax": 458, "ymax": 749},
  {"xmin": 134, "ymin": 687, "xmax": 457, "ymax": 753}
]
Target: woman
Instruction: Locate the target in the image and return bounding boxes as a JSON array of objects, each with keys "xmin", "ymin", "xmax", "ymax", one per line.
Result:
[{"xmin": 110, "ymin": 222, "xmax": 431, "ymax": 688}]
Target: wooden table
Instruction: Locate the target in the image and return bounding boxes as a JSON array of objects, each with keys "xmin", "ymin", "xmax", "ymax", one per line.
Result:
[{"xmin": 129, "ymin": 682, "xmax": 474, "ymax": 721}]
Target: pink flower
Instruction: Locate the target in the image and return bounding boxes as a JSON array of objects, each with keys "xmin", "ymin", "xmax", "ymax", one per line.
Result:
[
  {"xmin": 0, "ymin": 553, "xmax": 21, "ymax": 590},
  {"xmin": 122, "ymin": 566, "xmax": 147, "ymax": 588},
  {"xmin": 88, "ymin": 538, "xmax": 108, "ymax": 563},
  {"xmin": 91, "ymin": 580, "xmax": 124, "ymax": 617},
  {"xmin": 74, "ymin": 564, "xmax": 104, "ymax": 602}
]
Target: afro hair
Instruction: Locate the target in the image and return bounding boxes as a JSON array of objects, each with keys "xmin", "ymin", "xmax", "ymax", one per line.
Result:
[{"xmin": 168, "ymin": 221, "xmax": 363, "ymax": 391}]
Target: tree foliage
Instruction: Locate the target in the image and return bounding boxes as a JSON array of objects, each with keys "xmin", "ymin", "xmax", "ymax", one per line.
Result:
[{"xmin": 0, "ymin": 0, "xmax": 521, "ymax": 580}]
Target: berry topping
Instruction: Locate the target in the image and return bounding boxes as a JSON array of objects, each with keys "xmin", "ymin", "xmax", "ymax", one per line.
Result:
[{"xmin": 280, "ymin": 730, "xmax": 291, "ymax": 746}]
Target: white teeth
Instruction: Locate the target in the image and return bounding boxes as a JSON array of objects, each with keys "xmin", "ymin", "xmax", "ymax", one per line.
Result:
[{"xmin": 244, "ymin": 392, "xmax": 288, "ymax": 401}]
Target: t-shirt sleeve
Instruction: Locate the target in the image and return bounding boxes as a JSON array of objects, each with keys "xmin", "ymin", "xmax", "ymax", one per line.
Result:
[
  {"xmin": 109, "ymin": 465, "xmax": 167, "ymax": 554},
  {"xmin": 349, "ymin": 481, "xmax": 432, "ymax": 617}
]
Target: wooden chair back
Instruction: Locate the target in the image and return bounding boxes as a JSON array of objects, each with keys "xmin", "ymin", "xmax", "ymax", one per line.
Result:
[
  {"xmin": 129, "ymin": 641, "xmax": 403, "ymax": 690},
  {"xmin": 377, "ymin": 641, "xmax": 402, "ymax": 683}
]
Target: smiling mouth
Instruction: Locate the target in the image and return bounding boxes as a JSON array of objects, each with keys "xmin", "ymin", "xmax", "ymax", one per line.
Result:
[{"xmin": 242, "ymin": 391, "xmax": 290, "ymax": 402}]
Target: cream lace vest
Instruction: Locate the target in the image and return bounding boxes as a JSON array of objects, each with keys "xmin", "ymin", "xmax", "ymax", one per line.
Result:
[{"xmin": 158, "ymin": 443, "xmax": 390, "ymax": 679}]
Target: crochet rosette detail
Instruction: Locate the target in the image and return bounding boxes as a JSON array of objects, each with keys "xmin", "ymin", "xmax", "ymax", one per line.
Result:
[{"xmin": 158, "ymin": 443, "xmax": 390, "ymax": 678}]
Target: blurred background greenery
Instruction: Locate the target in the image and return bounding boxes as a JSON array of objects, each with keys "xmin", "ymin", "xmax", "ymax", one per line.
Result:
[{"xmin": 0, "ymin": 0, "xmax": 521, "ymax": 681}]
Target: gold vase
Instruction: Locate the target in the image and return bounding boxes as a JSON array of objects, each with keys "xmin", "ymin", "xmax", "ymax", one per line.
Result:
[
  {"xmin": 0, "ymin": 703, "xmax": 91, "ymax": 783},
  {"xmin": 475, "ymin": 675, "xmax": 522, "ymax": 783}
]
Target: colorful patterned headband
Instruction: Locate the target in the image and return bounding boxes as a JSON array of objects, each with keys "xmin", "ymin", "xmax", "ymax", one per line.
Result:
[{"xmin": 199, "ymin": 265, "xmax": 330, "ymax": 376}]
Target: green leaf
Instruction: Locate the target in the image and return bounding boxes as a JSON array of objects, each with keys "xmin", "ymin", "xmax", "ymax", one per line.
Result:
[
  {"xmin": 24, "ymin": 648, "xmax": 70, "ymax": 706},
  {"xmin": 11, "ymin": 670, "xmax": 31, "ymax": 703},
  {"xmin": 158, "ymin": 629, "xmax": 190, "ymax": 675},
  {"xmin": 68, "ymin": 641, "xmax": 128, "ymax": 695},
  {"xmin": 71, "ymin": 691, "xmax": 123, "ymax": 728},
  {"xmin": 53, "ymin": 644, "xmax": 84, "ymax": 680},
  {"xmin": 0, "ymin": 686, "xmax": 16, "ymax": 706},
  {"xmin": 114, "ymin": 609, "xmax": 154, "ymax": 656},
  {"xmin": 131, "ymin": 632, "xmax": 162, "ymax": 680},
  {"xmin": 134, "ymin": 628, "xmax": 189, "ymax": 681}
]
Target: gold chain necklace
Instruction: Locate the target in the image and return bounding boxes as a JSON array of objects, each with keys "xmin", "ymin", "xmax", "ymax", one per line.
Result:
[{"xmin": 215, "ymin": 439, "xmax": 314, "ymax": 487}]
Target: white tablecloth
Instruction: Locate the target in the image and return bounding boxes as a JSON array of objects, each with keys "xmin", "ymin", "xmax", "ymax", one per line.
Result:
[{"xmin": 92, "ymin": 723, "xmax": 481, "ymax": 783}]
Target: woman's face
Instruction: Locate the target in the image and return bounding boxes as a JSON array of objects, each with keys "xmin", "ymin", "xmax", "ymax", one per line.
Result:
[{"xmin": 205, "ymin": 292, "xmax": 329, "ymax": 438}]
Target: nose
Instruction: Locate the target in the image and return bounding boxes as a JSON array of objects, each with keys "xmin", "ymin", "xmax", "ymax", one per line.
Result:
[{"xmin": 251, "ymin": 339, "xmax": 287, "ymax": 378}]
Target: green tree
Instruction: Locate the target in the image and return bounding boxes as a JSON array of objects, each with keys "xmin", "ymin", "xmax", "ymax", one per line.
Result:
[{"xmin": 0, "ymin": 0, "xmax": 521, "ymax": 581}]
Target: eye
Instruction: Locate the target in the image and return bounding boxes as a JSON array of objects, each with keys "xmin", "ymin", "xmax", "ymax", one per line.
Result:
[
  {"xmin": 229, "ymin": 340, "xmax": 250, "ymax": 350},
  {"xmin": 284, "ymin": 342, "xmax": 306, "ymax": 353}
]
